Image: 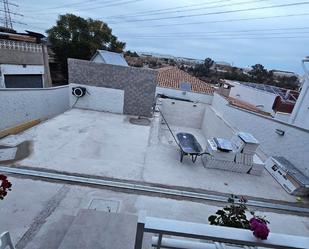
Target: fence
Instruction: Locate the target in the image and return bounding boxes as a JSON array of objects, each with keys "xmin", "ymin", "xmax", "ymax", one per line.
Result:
[
  {"xmin": 0, "ymin": 39, "xmax": 42, "ymax": 53},
  {"xmin": 134, "ymin": 214, "xmax": 309, "ymax": 249}
]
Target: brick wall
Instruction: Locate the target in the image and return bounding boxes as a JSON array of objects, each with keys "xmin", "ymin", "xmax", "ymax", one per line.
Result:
[{"xmin": 68, "ymin": 58, "xmax": 157, "ymax": 117}]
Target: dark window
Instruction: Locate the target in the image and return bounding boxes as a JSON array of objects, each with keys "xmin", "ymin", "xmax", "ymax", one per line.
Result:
[{"xmin": 4, "ymin": 74, "xmax": 43, "ymax": 88}]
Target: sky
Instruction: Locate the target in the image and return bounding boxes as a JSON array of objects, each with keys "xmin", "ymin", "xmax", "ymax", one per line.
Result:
[{"xmin": 6, "ymin": 0, "xmax": 309, "ymax": 74}]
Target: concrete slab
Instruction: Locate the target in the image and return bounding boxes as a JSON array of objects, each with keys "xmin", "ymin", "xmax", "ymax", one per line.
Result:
[
  {"xmin": 24, "ymin": 215, "xmax": 75, "ymax": 249},
  {"xmin": 58, "ymin": 209, "xmax": 138, "ymax": 249},
  {"xmin": 1, "ymin": 177, "xmax": 308, "ymax": 249},
  {"xmin": 1, "ymin": 109, "xmax": 150, "ymax": 181},
  {"xmin": 0, "ymin": 147, "xmax": 17, "ymax": 161},
  {"xmin": 0, "ymin": 108, "xmax": 302, "ymax": 203},
  {"xmin": 0, "ymin": 177, "xmax": 62, "ymax": 244}
]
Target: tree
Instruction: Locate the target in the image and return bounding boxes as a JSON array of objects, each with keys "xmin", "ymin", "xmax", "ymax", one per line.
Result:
[
  {"xmin": 194, "ymin": 57, "xmax": 214, "ymax": 77},
  {"xmin": 47, "ymin": 14, "xmax": 125, "ymax": 81},
  {"xmin": 249, "ymin": 64, "xmax": 269, "ymax": 83}
]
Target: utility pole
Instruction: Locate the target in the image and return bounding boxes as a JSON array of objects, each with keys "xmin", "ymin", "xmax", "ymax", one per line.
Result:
[{"xmin": 2, "ymin": 0, "xmax": 13, "ymax": 29}]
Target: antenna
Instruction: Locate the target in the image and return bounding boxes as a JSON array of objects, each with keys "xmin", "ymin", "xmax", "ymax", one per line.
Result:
[
  {"xmin": 2, "ymin": 0, "xmax": 13, "ymax": 29},
  {"xmin": 1, "ymin": 0, "xmax": 24, "ymax": 30}
]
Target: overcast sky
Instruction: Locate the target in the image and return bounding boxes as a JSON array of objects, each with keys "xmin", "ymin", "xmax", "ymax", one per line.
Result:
[{"xmin": 9, "ymin": 0, "xmax": 309, "ymax": 74}]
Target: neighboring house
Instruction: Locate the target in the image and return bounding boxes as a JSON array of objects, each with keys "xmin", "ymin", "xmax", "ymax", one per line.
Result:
[
  {"xmin": 156, "ymin": 67, "xmax": 214, "ymax": 94},
  {"xmin": 90, "ymin": 50, "xmax": 128, "ymax": 66},
  {"xmin": 0, "ymin": 29, "xmax": 51, "ymax": 88},
  {"xmin": 223, "ymin": 80, "xmax": 299, "ymax": 117},
  {"xmin": 216, "ymin": 81, "xmax": 272, "ymax": 116},
  {"xmin": 211, "ymin": 61, "xmax": 233, "ymax": 72},
  {"xmin": 270, "ymin": 69, "xmax": 298, "ymax": 78},
  {"xmin": 156, "ymin": 67, "xmax": 214, "ymax": 103}
]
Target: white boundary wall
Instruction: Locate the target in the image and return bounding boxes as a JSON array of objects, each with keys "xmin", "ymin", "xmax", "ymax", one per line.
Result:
[
  {"xmin": 0, "ymin": 86, "xmax": 69, "ymax": 130},
  {"xmin": 69, "ymin": 84, "xmax": 124, "ymax": 114},
  {"xmin": 227, "ymin": 80, "xmax": 277, "ymax": 114},
  {"xmin": 289, "ymin": 77, "xmax": 309, "ymax": 130},
  {"xmin": 160, "ymin": 98, "xmax": 206, "ymax": 129},
  {"xmin": 156, "ymin": 86, "xmax": 213, "ymax": 104},
  {"xmin": 211, "ymin": 93, "xmax": 309, "ymax": 176}
]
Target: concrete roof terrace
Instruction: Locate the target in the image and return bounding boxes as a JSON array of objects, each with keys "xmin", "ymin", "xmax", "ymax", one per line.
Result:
[{"xmin": 0, "ymin": 107, "xmax": 306, "ymax": 204}]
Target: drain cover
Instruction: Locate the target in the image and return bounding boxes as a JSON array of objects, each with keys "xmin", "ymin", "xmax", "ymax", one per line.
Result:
[
  {"xmin": 88, "ymin": 199, "xmax": 120, "ymax": 213},
  {"xmin": 129, "ymin": 117, "xmax": 151, "ymax": 126},
  {"xmin": 0, "ymin": 147, "xmax": 17, "ymax": 161}
]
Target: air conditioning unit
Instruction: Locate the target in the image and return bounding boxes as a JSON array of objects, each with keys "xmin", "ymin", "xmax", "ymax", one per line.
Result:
[{"xmin": 72, "ymin": 86, "xmax": 86, "ymax": 98}]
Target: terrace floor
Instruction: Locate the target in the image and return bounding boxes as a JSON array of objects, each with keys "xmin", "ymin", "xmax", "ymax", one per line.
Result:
[{"xmin": 0, "ymin": 108, "xmax": 305, "ymax": 203}]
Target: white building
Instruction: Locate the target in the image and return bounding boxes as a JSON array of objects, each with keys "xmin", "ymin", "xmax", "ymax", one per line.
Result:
[
  {"xmin": 90, "ymin": 50, "xmax": 128, "ymax": 66},
  {"xmin": 289, "ymin": 57, "xmax": 309, "ymax": 130},
  {"xmin": 224, "ymin": 80, "xmax": 277, "ymax": 114},
  {"xmin": 0, "ymin": 30, "xmax": 51, "ymax": 88},
  {"xmin": 271, "ymin": 69, "xmax": 297, "ymax": 78}
]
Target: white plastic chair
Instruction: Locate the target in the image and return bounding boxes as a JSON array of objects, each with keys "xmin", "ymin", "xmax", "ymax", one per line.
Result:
[{"xmin": 0, "ymin": 232, "xmax": 15, "ymax": 249}]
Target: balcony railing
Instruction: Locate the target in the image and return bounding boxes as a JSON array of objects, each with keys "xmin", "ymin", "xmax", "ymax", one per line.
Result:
[
  {"xmin": 0, "ymin": 39, "xmax": 42, "ymax": 53},
  {"xmin": 134, "ymin": 213, "xmax": 309, "ymax": 249}
]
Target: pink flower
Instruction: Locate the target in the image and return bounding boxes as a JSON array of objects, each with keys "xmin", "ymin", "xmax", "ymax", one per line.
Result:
[{"xmin": 249, "ymin": 218, "xmax": 270, "ymax": 240}]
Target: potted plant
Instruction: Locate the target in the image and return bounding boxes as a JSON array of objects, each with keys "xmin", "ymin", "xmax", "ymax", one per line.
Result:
[
  {"xmin": 208, "ymin": 195, "xmax": 270, "ymax": 240},
  {"xmin": 0, "ymin": 174, "xmax": 12, "ymax": 200}
]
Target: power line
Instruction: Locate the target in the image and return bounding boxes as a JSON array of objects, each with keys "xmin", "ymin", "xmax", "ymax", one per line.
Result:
[
  {"xmin": 76, "ymin": 0, "xmax": 144, "ymax": 11},
  {"xmin": 25, "ymin": 0, "xmax": 144, "ymax": 13},
  {"xmin": 130, "ymin": 31, "xmax": 309, "ymax": 39},
  {"xmin": 24, "ymin": 0, "xmax": 103, "ymax": 12},
  {"xmin": 129, "ymin": 12, "xmax": 309, "ymax": 29},
  {"xmin": 106, "ymin": 0, "xmax": 270, "ymax": 20},
  {"xmin": 119, "ymin": 27, "xmax": 309, "ymax": 36},
  {"xmin": 126, "ymin": 35, "xmax": 309, "ymax": 40},
  {"xmin": 0, "ymin": 17, "xmax": 25, "ymax": 25},
  {"xmin": 105, "ymin": 0, "xmax": 231, "ymax": 19},
  {"xmin": 1, "ymin": 0, "xmax": 12, "ymax": 29},
  {"xmin": 0, "ymin": 8, "xmax": 23, "ymax": 16},
  {"xmin": 110, "ymin": 1, "xmax": 309, "ymax": 23},
  {"xmin": 6, "ymin": 0, "xmax": 17, "ymax": 7}
]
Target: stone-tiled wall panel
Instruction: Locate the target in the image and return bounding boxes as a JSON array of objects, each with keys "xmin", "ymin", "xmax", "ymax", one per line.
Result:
[{"xmin": 68, "ymin": 58, "xmax": 157, "ymax": 117}]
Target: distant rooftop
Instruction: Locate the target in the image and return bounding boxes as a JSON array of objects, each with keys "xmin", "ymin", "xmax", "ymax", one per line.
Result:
[
  {"xmin": 227, "ymin": 96, "xmax": 272, "ymax": 116},
  {"xmin": 91, "ymin": 50, "xmax": 128, "ymax": 66},
  {"xmin": 231, "ymin": 81, "xmax": 299, "ymax": 102},
  {"xmin": 156, "ymin": 67, "xmax": 214, "ymax": 95}
]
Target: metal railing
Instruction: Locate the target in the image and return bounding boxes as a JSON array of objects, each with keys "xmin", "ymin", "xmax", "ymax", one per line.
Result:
[{"xmin": 134, "ymin": 213, "xmax": 309, "ymax": 249}]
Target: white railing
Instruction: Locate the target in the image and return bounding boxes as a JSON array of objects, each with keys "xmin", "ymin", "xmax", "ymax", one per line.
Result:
[
  {"xmin": 134, "ymin": 213, "xmax": 309, "ymax": 249},
  {"xmin": 0, "ymin": 39, "xmax": 42, "ymax": 53}
]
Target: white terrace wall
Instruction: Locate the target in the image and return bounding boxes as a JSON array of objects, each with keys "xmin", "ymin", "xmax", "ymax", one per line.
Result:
[
  {"xmin": 211, "ymin": 93, "xmax": 309, "ymax": 176},
  {"xmin": 69, "ymin": 84, "xmax": 124, "ymax": 114},
  {"xmin": 201, "ymin": 106, "xmax": 235, "ymax": 139},
  {"xmin": 156, "ymin": 86, "xmax": 213, "ymax": 104},
  {"xmin": 228, "ymin": 81, "xmax": 277, "ymax": 114},
  {"xmin": 160, "ymin": 98, "xmax": 206, "ymax": 129},
  {"xmin": 0, "ymin": 86, "xmax": 70, "ymax": 130}
]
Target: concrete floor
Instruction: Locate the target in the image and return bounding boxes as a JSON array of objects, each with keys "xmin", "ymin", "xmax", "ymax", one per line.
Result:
[
  {"xmin": 0, "ymin": 177, "xmax": 308, "ymax": 249},
  {"xmin": 0, "ymin": 109, "xmax": 302, "ymax": 202}
]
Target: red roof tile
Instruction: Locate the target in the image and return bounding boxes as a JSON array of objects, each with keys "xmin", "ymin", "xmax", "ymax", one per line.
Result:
[
  {"xmin": 227, "ymin": 97, "xmax": 272, "ymax": 116},
  {"xmin": 156, "ymin": 67, "xmax": 214, "ymax": 95}
]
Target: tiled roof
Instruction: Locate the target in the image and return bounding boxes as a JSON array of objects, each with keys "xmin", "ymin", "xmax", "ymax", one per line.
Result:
[
  {"xmin": 156, "ymin": 67, "xmax": 214, "ymax": 95},
  {"xmin": 227, "ymin": 97, "xmax": 272, "ymax": 116}
]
